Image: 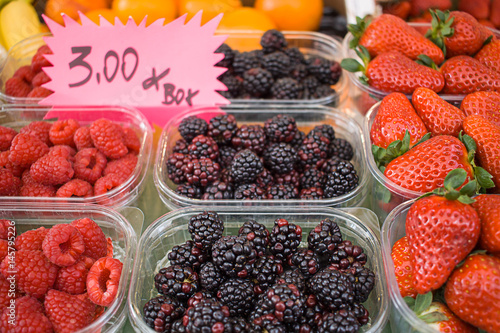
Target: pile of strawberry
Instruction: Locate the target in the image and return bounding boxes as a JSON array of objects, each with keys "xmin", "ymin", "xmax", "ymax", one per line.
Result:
[
  {"xmin": 390, "ymin": 169, "xmax": 500, "ymax": 332},
  {"xmin": 0, "ymin": 117, "xmax": 141, "ymax": 201},
  {"xmin": 342, "ymin": 10, "xmax": 500, "ymax": 96},
  {"xmin": 4, "ymin": 45, "xmax": 53, "ymax": 99},
  {"xmin": 0, "ymin": 217, "xmax": 123, "ymax": 333}
]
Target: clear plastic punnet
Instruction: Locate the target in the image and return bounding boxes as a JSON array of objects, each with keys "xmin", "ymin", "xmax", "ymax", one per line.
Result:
[
  {"xmin": 154, "ymin": 104, "xmax": 370, "ymax": 209},
  {"xmin": 128, "ymin": 206, "xmax": 389, "ymax": 333}
]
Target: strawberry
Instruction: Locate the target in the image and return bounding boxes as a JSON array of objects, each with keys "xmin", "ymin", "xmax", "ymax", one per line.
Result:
[
  {"xmin": 444, "ymin": 254, "xmax": 500, "ymax": 332},
  {"xmin": 423, "ymin": 302, "xmax": 479, "ymax": 332},
  {"xmin": 409, "ymin": 0, "xmax": 451, "ymax": 17},
  {"xmin": 474, "ymin": 39, "xmax": 500, "ymax": 73},
  {"xmin": 440, "ymin": 56, "xmax": 500, "ymax": 94},
  {"xmin": 458, "ymin": 0, "xmax": 490, "ymax": 20},
  {"xmin": 463, "ymin": 115, "xmax": 500, "ymax": 189},
  {"xmin": 492, "ymin": 0, "xmax": 500, "ymax": 28},
  {"xmin": 461, "ymin": 91, "xmax": 500, "ymax": 127},
  {"xmin": 348, "ymin": 14, "xmax": 444, "ymax": 64},
  {"xmin": 471, "ymin": 194, "xmax": 500, "ymax": 255},
  {"xmin": 412, "ymin": 87, "xmax": 465, "ymax": 136},
  {"xmin": 391, "ymin": 236, "xmax": 417, "ymax": 298},
  {"xmin": 382, "ymin": 1, "xmax": 411, "ymax": 20}
]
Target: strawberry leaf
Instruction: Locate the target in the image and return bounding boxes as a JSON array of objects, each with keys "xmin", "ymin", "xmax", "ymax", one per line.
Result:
[
  {"xmin": 426, "ymin": 10, "xmax": 453, "ymax": 58},
  {"xmin": 404, "ymin": 296, "xmax": 416, "ymax": 309},
  {"xmin": 414, "ymin": 292, "xmax": 433, "ymax": 315},
  {"xmin": 459, "ymin": 180, "xmax": 477, "ymax": 197},
  {"xmin": 348, "ymin": 16, "xmax": 370, "ymax": 49},
  {"xmin": 419, "ymin": 312, "xmax": 448, "ymax": 323},
  {"xmin": 413, "ymin": 133, "xmax": 431, "ymax": 148},
  {"xmin": 355, "ymin": 46, "xmax": 371, "ymax": 67},
  {"xmin": 416, "ymin": 55, "xmax": 438, "ymax": 70},
  {"xmin": 341, "ymin": 58, "xmax": 365, "ymax": 73},
  {"xmin": 459, "ymin": 132, "xmax": 477, "ymax": 153},
  {"xmin": 457, "ymin": 194, "xmax": 475, "ymax": 205},
  {"xmin": 474, "ymin": 166, "xmax": 495, "ymax": 190},
  {"xmin": 443, "ymin": 168, "xmax": 467, "ymax": 191},
  {"xmin": 482, "ymin": 35, "xmax": 493, "ymax": 47}
]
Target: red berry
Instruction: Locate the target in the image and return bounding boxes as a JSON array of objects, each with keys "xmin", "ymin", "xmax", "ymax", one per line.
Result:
[
  {"xmin": 0, "ymin": 296, "xmax": 53, "ymax": 333},
  {"xmin": 31, "ymin": 45, "xmax": 52, "ymax": 73},
  {"xmin": 0, "ymin": 240, "xmax": 7, "ymax": 262},
  {"xmin": 0, "ymin": 169, "xmax": 20, "ymax": 196},
  {"xmin": 30, "ymin": 154, "xmax": 74, "ymax": 186},
  {"xmin": 86, "ymin": 257, "xmax": 122, "ymax": 306},
  {"xmin": 90, "ymin": 119, "xmax": 128, "ymax": 159},
  {"xmin": 8, "ymin": 133, "xmax": 49, "ymax": 168},
  {"xmin": 0, "ymin": 274, "xmax": 18, "ymax": 312},
  {"xmin": 19, "ymin": 121, "xmax": 52, "ymax": 146},
  {"xmin": 106, "ymin": 237, "xmax": 113, "ymax": 258},
  {"xmin": 48, "ymin": 145, "xmax": 76, "ymax": 163},
  {"xmin": 103, "ymin": 153, "xmax": 138, "ymax": 182},
  {"xmin": 42, "ymin": 224, "xmax": 85, "ymax": 267},
  {"xmin": 56, "ymin": 179, "xmax": 94, "ymax": 198},
  {"xmin": 93, "ymin": 173, "xmax": 124, "ymax": 196},
  {"xmin": 20, "ymin": 182, "xmax": 57, "ymax": 197},
  {"xmin": 15, "ymin": 227, "xmax": 49, "ymax": 251},
  {"xmin": 123, "ymin": 127, "xmax": 141, "ymax": 153},
  {"xmin": 13, "ymin": 65, "xmax": 36, "ymax": 83},
  {"xmin": 74, "ymin": 148, "xmax": 107, "ymax": 184},
  {"xmin": 55, "ymin": 256, "xmax": 95, "ymax": 295},
  {"xmin": 49, "ymin": 119, "xmax": 80, "ymax": 147},
  {"xmin": 0, "ymin": 250, "xmax": 58, "ymax": 298},
  {"xmin": 0, "ymin": 126, "xmax": 17, "ymax": 151},
  {"xmin": 70, "ymin": 218, "xmax": 107, "ymax": 260},
  {"xmin": 44, "ymin": 289, "xmax": 95, "ymax": 333},
  {"xmin": 0, "ymin": 220, "xmax": 15, "ymax": 240},
  {"xmin": 74, "ymin": 127, "xmax": 94, "ymax": 151},
  {"xmin": 5, "ymin": 77, "xmax": 31, "ymax": 97},
  {"xmin": 27, "ymin": 87, "xmax": 53, "ymax": 98},
  {"xmin": 0, "ymin": 151, "xmax": 24, "ymax": 177},
  {"xmin": 31, "ymin": 71, "xmax": 51, "ymax": 87}
]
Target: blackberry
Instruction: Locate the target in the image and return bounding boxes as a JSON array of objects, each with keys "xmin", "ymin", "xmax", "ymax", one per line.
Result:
[
  {"xmin": 313, "ymin": 85, "xmax": 336, "ymax": 99},
  {"xmin": 207, "ymin": 114, "xmax": 238, "ymax": 145},
  {"xmin": 220, "ymin": 169, "xmax": 234, "ymax": 185},
  {"xmin": 264, "ymin": 143, "xmax": 297, "ymax": 174},
  {"xmin": 167, "ymin": 153, "xmax": 191, "ymax": 184},
  {"xmin": 271, "ymin": 78, "xmax": 301, "ymax": 100},
  {"xmin": 321, "ymin": 156, "xmax": 343, "ymax": 174},
  {"xmin": 297, "ymin": 136, "xmax": 330, "ymax": 171},
  {"xmin": 300, "ymin": 187, "xmax": 324, "ymax": 200},
  {"xmin": 154, "ymin": 265, "xmax": 200, "ymax": 302},
  {"xmin": 317, "ymin": 310, "xmax": 360, "ymax": 333},
  {"xmin": 329, "ymin": 240, "xmax": 367, "ymax": 270},
  {"xmin": 188, "ymin": 211, "xmax": 224, "ymax": 252},
  {"xmin": 234, "ymin": 183, "xmax": 266, "ymax": 200},
  {"xmin": 199, "ymin": 262, "xmax": 225, "ymax": 293},
  {"xmin": 269, "ymin": 218, "xmax": 302, "ymax": 262},
  {"xmin": 300, "ymin": 168, "xmax": 325, "ymax": 188},
  {"xmin": 262, "ymin": 52, "xmax": 290, "ymax": 78},
  {"xmin": 184, "ymin": 158, "xmax": 221, "ymax": 187},
  {"xmin": 349, "ymin": 302, "xmax": 370, "ymax": 325},
  {"xmin": 330, "ymin": 138, "xmax": 354, "ymax": 161},
  {"xmin": 260, "ymin": 29, "xmax": 288, "ymax": 54},
  {"xmin": 266, "ymin": 184, "xmax": 299, "ymax": 200},
  {"xmin": 215, "ymin": 43, "xmax": 235, "ymax": 69},
  {"xmin": 212, "ymin": 235, "xmax": 257, "ymax": 278},
  {"xmin": 308, "ymin": 124, "xmax": 336, "ymax": 142},
  {"xmin": 238, "ymin": 220, "xmax": 270, "ymax": 257},
  {"xmin": 341, "ymin": 266, "xmax": 375, "ymax": 303},
  {"xmin": 173, "ymin": 139, "xmax": 190, "ymax": 154},
  {"xmin": 168, "ymin": 240, "xmax": 208, "ymax": 270},
  {"xmin": 255, "ymin": 168, "xmax": 274, "ymax": 189},
  {"xmin": 300, "ymin": 294, "xmax": 323, "ymax": 330},
  {"xmin": 277, "ymin": 269, "xmax": 306, "ymax": 292},
  {"xmin": 201, "ymin": 181, "xmax": 234, "ymax": 200},
  {"xmin": 187, "ymin": 135, "xmax": 219, "ymax": 161},
  {"xmin": 227, "ymin": 317, "xmax": 252, "ymax": 333},
  {"xmin": 290, "ymin": 130, "xmax": 306, "ymax": 151},
  {"xmin": 216, "ymin": 278, "xmax": 255, "ymax": 317},
  {"xmin": 187, "ymin": 291, "xmax": 215, "ymax": 308},
  {"xmin": 230, "ymin": 149, "xmax": 264, "ymax": 184},
  {"xmin": 184, "ymin": 298, "xmax": 230, "ymax": 333},
  {"xmin": 179, "ymin": 116, "xmax": 207, "ymax": 142},
  {"xmin": 290, "ymin": 63, "xmax": 308, "ymax": 81},
  {"xmin": 233, "ymin": 51, "xmax": 262, "ymax": 75},
  {"xmin": 231, "ymin": 124, "xmax": 267, "ymax": 155},
  {"xmin": 323, "ymin": 161, "xmax": 359, "ymax": 198},
  {"xmin": 307, "ymin": 268, "xmax": 355, "ymax": 311},
  {"xmin": 143, "ymin": 296, "xmax": 185, "ymax": 333},
  {"xmin": 308, "ymin": 219, "xmax": 343, "ymax": 257},
  {"xmin": 251, "ymin": 283, "xmax": 305, "ymax": 324},
  {"xmin": 301, "ymin": 76, "xmax": 320, "ymax": 92},
  {"xmin": 306, "ymin": 56, "xmax": 342, "ymax": 85},
  {"xmin": 218, "ymin": 145, "xmax": 236, "ymax": 169},
  {"xmin": 251, "ymin": 255, "xmax": 284, "ymax": 294},
  {"xmin": 274, "ymin": 169, "xmax": 300, "ymax": 188},
  {"xmin": 242, "ymin": 68, "xmax": 274, "ymax": 97},
  {"xmin": 175, "ymin": 183, "xmax": 203, "ymax": 199},
  {"xmin": 264, "ymin": 114, "xmax": 298, "ymax": 143},
  {"xmin": 251, "ymin": 315, "xmax": 287, "ymax": 333},
  {"xmin": 218, "ymin": 90, "xmax": 232, "ymax": 99},
  {"xmin": 288, "ymin": 249, "xmax": 320, "ymax": 279},
  {"xmin": 218, "ymin": 74, "xmax": 243, "ymax": 99},
  {"xmin": 171, "ymin": 319, "xmax": 187, "ymax": 333},
  {"xmin": 284, "ymin": 47, "xmax": 305, "ymax": 66}
]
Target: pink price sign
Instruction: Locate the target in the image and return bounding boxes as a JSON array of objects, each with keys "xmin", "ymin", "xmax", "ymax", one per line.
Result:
[{"xmin": 41, "ymin": 12, "xmax": 229, "ymax": 126}]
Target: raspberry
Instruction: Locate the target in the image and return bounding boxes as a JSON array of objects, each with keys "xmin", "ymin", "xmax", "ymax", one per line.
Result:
[
  {"xmin": 123, "ymin": 127, "xmax": 141, "ymax": 153},
  {"xmin": 106, "ymin": 237, "xmax": 113, "ymax": 258},
  {"xmin": 0, "ymin": 241, "xmax": 7, "ymax": 262},
  {"xmin": 5, "ymin": 76, "xmax": 31, "ymax": 97},
  {"xmin": 9, "ymin": 133, "xmax": 49, "ymax": 167},
  {"xmin": 20, "ymin": 182, "xmax": 57, "ymax": 197},
  {"xmin": 70, "ymin": 218, "xmax": 108, "ymax": 260},
  {"xmin": 13, "ymin": 65, "xmax": 36, "ymax": 83},
  {"xmin": 0, "ymin": 169, "xmax": 20, "ymax": 196},
  {"xmin": 31, "ymin": 45, "xmax": 52, "ymax": 73},
  {"xmin": 87, "ymin": 257, "xmax": 123, "ymax": 306},
  {"xmin": 49, "ymin": 119, "xmax": 80, "ymax": 147},
  {"xmin": 15, "ymin": 227, "xmax": 49, "ymax": 251},
  {"xmin": 27, "ymin": 87, "xmax": 53, "ymax": 99},
  {"xmin": 54, "ymin": 256, "xmax": 94, "ymax": 295},
  {"xmin": 0, "ymin": 151, "xmax": 24, "ymax": 177},
  {"xmin": 103, "ymin": 153, "xmax": 138, "ymax": 182},
  {"xmin": 19, "ymin": 121, "xmax": 52, "ymax": 146},
  {"xmin": 90, "ymin": 119, "xmax": 128, "ymax": 159},
  {"xmin": 0, "ymin": 126, "xmax": 17, "ymax": 151},
  {"xmin": 0, "ymin": 250, "xmax": 58, "ymax": 298},
  {"xmin": 74, "ymin": 127, "xmax": 94, "ymax": 150},
  {"xmin": 0, "ymin": 220, "xmax": 15, "ymax": 240},
  {"xmin": 48, "ymin": 145, "xmax": 76, "ymax": 163},
  {"xmin": 30, "ymin": 154, "xmax": 74, "ymax": 185},
  {"xmin": 31, "ymin": 70, "xmax": 51, "ymax": 87},
  {"xmin": 44, "ymin": 289, "xmax": 95, "ymax": 333},
  {"xmin": 42, "ymin": 224, "xmax": 85, "ymax": 267},
  {"xmin": 93, "ymin": 173, "xmax": 123, "ymax": 195},
  {"xmin": 0, "ymin": 275, "xmax": 17, "ymax": 312},
  {"xmin": 74, "ymin": 148, "xmax": 107, "ymax": 184},
  {"xmin": 56, "ymin": 179, "xmax": 94, "ymax": 197},
  {"xmin": 0, "ymin": 296, "xmax": 53, "ymax": 333}
]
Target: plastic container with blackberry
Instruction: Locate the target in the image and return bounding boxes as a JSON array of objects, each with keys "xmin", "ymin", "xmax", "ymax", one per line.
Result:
[
  {"xmin": 128, "ymin": 207, "xmax": 388, "ymax": 333},
  {"xmin": 155, "ymin": 106, "xmax": 368, "ymax": 209}
]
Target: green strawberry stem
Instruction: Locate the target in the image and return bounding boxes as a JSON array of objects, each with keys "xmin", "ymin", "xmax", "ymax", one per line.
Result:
[
  {"xmin": 347, "ymin": 16, "xmax": 371, "ymax": 49},
  {"xmin": 415, "ymin": 55, "xmax": 438, "ymax": 70},
  {"xmin": 403, "ymin": 292, "xmax": 448, "ymax": 323},
  {"xmin": 425, "ymin": 9, "xmax": 455, "ymax": 57},
  {"xmin": 458, "ymin": 131, "xmax": 495, "ymax": 192}
]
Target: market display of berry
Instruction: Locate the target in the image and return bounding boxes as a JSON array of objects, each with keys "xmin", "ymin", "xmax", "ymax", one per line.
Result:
[
  {"xmin": 215, "ymin": 29, "xmax": 342, "ymax": 101},
  {"xmin": 168, "ymin": 114, "xmax": 359, "ymax": 201},
  {"xmin": 0, "ymin": 217, "xmax": 122, "ymax": 332},
  {"xmin": 143, "ymin": 212, "xmax": 376, "ymax": 332}
]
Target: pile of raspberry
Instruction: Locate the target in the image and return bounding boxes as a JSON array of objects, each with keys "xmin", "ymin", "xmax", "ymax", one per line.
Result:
[
  {"xmin": 142, "ymin": 212, "xmax": 375, "ymax": 333},
  {"xmin": 0, "ymin": 117, "xmax": 141, "ymax": 200},
  {"xmin": 0, "ymin": 217, "xmax": 123, "ymax": 333},
  {"xmin": 215, "ymin": 29, "xmax": 342, "ymax": 101},
  {"xmin": 4, "ymin": 45, "xmax": 53, "ymax": 99}
]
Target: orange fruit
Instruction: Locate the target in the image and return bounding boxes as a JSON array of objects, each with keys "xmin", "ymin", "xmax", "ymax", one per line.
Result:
[
  {"xmin": 45, "ymin": 0, "xmax": 109, "ymax": 26},
  {"xmin": 81, "ymin": 8, "xmax": 125, "ymax": 25},
  {"xmin": 111, "ymin": 0, "xmax": 177, "ymax": 26},
  {"xmin": 179, "ymin": 0, "xmax": 242, "ymax": 25},
  {"xmin": 218, "ymin": 7, "xmax": 276, "ymax": 31},
  {"xmin": 254, "ymin": 0, "xmax": 323, "ymax": 31}
]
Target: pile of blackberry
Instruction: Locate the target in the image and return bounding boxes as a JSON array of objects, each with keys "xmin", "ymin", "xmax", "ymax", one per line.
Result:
[
  {"xmin": 143, "ymin": 212, "xmax": 376, "ymax": 333},
  {"xmin": 215, "ymin": 29, "xmax": 342, "ymax": 101},
  {"xmin": 168, "ymin": 114, "xmax": 359, "ymax": 201}
]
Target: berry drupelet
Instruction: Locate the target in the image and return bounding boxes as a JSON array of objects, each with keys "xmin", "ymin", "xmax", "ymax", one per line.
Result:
[
  {"xmin": 211, "ymin": 235, "xmax": 257, "ymax": 278},
  {"xmin": 168, "ymin": 240, "xmax": 208, "ymax": 271},
  {"xmin": 263, "ymin": 143, "xmax": 297, "ymax": 174},
  {"xmin": 218, "ymin": 145, "xmax": 237, "ymax": 169},
  {"xmin": 300, "ymin": 187, "xmax": 324, "ymax": 200},
  {"xmin": 238, "ymin": 220, "xmax": 270, "ymax": 257},
  {"xmin": 323, "ymin": 161, "xmax": 359, "ymax": 198},
  {"xmin": 167, "ymin": 153, "xmax": 191, "ymax": 184},
  {"xmin": 231, "ymin": 124, "xmax": 267, "ymax": 155},
  {"xmin": 255, "ymin": 168, "xmax": 274, "ymax": 189},
  {"xmin": 154, "ymin": 265, "xmax": 200, "ymax": 302},
  {"xmin": 183, "ymin": 298, "xmax": 231, "ymax": 333},
  {"xmin": 251, "ymin": 255, "xmax": 284, "ymax": 294},
  {"xmin": 143, "ymin": 295, "xmax": 185, "ymax": 333},
  {"xmin": 207, "ymin": 114, "xmax": 238, "ymax": 146},
  {"xmin": 187, "ymin": 135, "xmax": 219, "ymax": 161},
  {"xmin": 307, "ymin": 268, "xmax": 355, "ymax": 311},
  {"xmin": 242, "ymin": 68, "xmax": 274, "ymax": 98},
  {"xmin": 264, "ymin": 114, "xmax": 298, "ymax": 143},
  {"xmin": 269, "ymin": 218, "xmax": 302, "ymax": 262},
  {"xmin": 260, "ymin": 29, "xmax": 288, "ymax": 54},
  {"xmin": 308, "ymin": 218, "xmax": 343, "ymax": 257},
  {"xmin": 188, "ymin": 211, "xmax": 224, "ymax": 252},
  {"xmin": 329, "ymin": 240, "xmax": 367, "ymax": 270},
  {"xmin": 187, "ymin": 290, "xmax": 215, "ymax": 308},
  {"xmin": 178, "ymin": 116, "xmax": 207, "ymax": 142},
  {"xmin": 330, "ymin": 138, "xmax": 354, "ymax": 161},
  {"xmin": 184, "ymin": 158, "xmax": 221, "ymax": 188},
  {"xmin": 288, "ymin": 249, "xmax": 320, "ymax": 279},
  {"xmin": 277, "ymin": 269, "xmax": 306, "ymax": 292},
  {"xmin": 234, "ymin": 183, "xmax": 266, "ymax": 200},
  {"xmin": 317, "ymin": 310, "xmax": 360, "ymax": 333},
  {"xmin": 230, "ymin": 149, "xmax": 264, "ymax": 185},
  {"xmin": 175, "ymin": 183, "xmax": 203, "ymax": 199},
  {"xmin": 271, "ymin": 78, "xmax": 302, "ymax": 100},
  {"xmin": 262, "ymin": 52, "xmax": 291, "ymax": 78},
  {"xmin": 300, "ymin": 168, "xmax": 325, "ymax": 188},
  {"xmin": 266, "ymin": 184, "xmax": 299, "ymax": 200},
  {"xmin": 216, "ymin": 278, "xmax": 255, "ymax": 317},
  {"xmin": 201, "ymin": 181, "xmax": 234, "ymax": 200},
  {"xmin": 199, "ymin": 262, "xmax": 225, "ymax": 294}
]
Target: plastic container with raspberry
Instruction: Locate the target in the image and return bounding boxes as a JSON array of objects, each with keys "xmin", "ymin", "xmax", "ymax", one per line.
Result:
[
  {"xmin": 0, "ymin": 201, "xmax": 138, "ymax": 333},
  {"xmin": 0, "ymin": 104, "xmax": 152, "ymax": 207}
]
